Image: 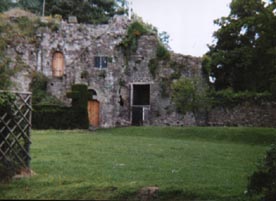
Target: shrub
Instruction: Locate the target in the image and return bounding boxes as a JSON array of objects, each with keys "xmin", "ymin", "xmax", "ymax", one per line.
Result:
[
  {"xmin": 32, "ymin": 84, "xmax": 89, "ymax": 129},
  {"xmin": 30, "ymin": 71, "xmax": 48, "ymax": 104},
  {"xmin": 172, "ymin": 77, "xmax": 210, "ymax": 114},
  {"xmin": 247, "ymin": 144, "xmax": 276, "ymax": 201},
  {"xmin": 32, "ymin": 106, "xmax": 88, "ymax": 129},
  {"xmin": 156, "ymin": 42, "xmax": 170, "ymax": 60},
  {"xmin": 170, "ymin": 71, "xmax": 181, "ymax": 80},
  {"xmin": 120, "ymin": 21, "xmax": 149, "ymax": 55},
  {"xmin": 209, "ymin": 88, "xmax": 273, "ymax": 106},
  {"xmin": 148, "ymin": 58, "xmax": 158, "ymax": 78},
  {"xmin": 0, "ymin": 57, "xmax": 13, "ymax": 90}
]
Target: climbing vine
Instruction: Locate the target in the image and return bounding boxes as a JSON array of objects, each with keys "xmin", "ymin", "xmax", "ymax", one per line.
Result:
[
  {"xmin": 0, "ymin": 10, "xmax": 62, "ymax": 91},
  {"xmin": 120, "ymin": 21, "xmax": 149, "ymax": 55}
]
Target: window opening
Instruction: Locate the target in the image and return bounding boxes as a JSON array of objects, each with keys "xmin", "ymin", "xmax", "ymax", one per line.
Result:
[
  {"xmin": 94, "ymin": 56, "xmax": 108, "ymax": 69},
  {"xmin": 133, "ymin": 84, "xmax": 150, "ymax": 105},
  {"xmin": 52, "ymin": 52, "xmax": 65, "ymax": 77}
]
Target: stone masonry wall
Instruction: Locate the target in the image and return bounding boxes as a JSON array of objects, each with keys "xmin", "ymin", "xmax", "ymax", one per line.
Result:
[
  {"xmin": 6, "ymin": 14, "xmax": 276, "ymax": 128},
  {"xmin": 208, "ymin": 101, "xmax": 276, "ymax": 127}
]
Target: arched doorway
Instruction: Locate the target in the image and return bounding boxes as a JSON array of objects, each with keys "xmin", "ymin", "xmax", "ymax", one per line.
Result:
[
  {"xmin": 87, "ymin": 89, "xmax": 100, "ymax": 128},
  {"xmin": 52, "ymin": 52, "xmax": 65, "ymax": 77}
]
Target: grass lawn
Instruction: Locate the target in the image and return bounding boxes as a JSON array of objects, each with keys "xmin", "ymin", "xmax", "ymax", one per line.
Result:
[{"xmin": 0, "ymin": 127, "xmax": 275, "ymax": 200}]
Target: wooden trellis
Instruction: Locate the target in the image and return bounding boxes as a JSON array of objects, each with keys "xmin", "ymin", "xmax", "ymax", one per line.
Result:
[{"xmin": 0, "ymin": 91, "xmax": 32, "ymax": 169}]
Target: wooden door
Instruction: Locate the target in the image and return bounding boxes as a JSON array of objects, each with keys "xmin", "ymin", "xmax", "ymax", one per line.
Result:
[
  {"xmin": 88, "ymin": 100, "xmax": 100, "ymax": 127},
  {"xmin": 52, "ymin": 52, "xmax": 64, "ymax": 77}
]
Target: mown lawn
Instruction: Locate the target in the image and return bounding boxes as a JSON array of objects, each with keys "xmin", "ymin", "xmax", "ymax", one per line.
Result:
[{"xmin": 0, "ymin": 127, "xmax": 275, "ymax": 200}]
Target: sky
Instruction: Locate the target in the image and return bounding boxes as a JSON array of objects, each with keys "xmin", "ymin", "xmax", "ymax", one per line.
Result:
[{"xmin": 130, "ymin": 0, "xmax": 232, "ymax": 57}]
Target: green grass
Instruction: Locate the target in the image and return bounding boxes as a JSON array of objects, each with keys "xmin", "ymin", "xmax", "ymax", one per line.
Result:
[{"xmin": 1, "ymin": 127, "xmax": 275, "ymax": 200}]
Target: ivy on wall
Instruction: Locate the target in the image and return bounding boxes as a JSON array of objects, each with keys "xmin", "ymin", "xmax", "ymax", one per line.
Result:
[
  {"xmin": 120, "ymin": 21, "xmax": 149, "ymax": 56},
  {"xmin": 0, "ymin": 10, "xmax": 61, "ymax": 91}
]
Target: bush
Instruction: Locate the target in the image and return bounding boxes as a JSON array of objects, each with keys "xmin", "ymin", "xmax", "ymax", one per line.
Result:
[
  {"xmin": 32, "ymin": 107, "xmax": 88, "ymax": 129},
  {"xmin": 156, "ymin": 42, "xmax": 170, "ymax": 60},
  {"xmin": 120, "ymin": 21, "xmax": 149, "ymax": 54},
  {"xmin": 209, "ymin": 88, "xmax": 273, "ymax": 106},
  {"xmin": 247, "ymin": 144, "xmax": 276, "ymax": 201},
  {"xmin": 30, "ymin": 71, "xmax": 48, "ymax": 104},
  {"xmin": 32, "ymin": 84, "xmax": 89, "ymax": 129},
  {"xmin": 172, "ymin": 77, "xmax": 210, "ymax": 114},
  {"xmin": 148, "ymin": 58, "xmax": 158, "ymax": 78}
]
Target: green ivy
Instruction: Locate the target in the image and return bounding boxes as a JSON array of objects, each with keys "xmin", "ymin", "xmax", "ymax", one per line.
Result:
[
  {"xmin": 156, "ymin": 42, "xmax": 170, "ymax": 60},
  {"xmin": 0, "ymin": 92, "xmax": 15, "ymax": 108},
  {"xmin": 160, "ymin": 78, "xmax": 171, "ymax": 98},
  {"xmin": 0, "ymin": 14, "xmax": 41, "ymax": 90},
  {"xmin": 121, "ymin": 21, "xmax": 149, "ymax": 53},
  {"xmin": 30, "ymin": 71, "xmax": 48, "ymax": 104},
  {"xmin": 147, "ymin": 42, "xmax": 171, "ymax": 79},
  {"xmin": 170, "ymin": 71, "xmax": 181, "ymax": 80},
  {"xmin": 209, "ymin": 88, "xmax": 273, "ymax": 106},
  {"xmin": 148, "ymin": 58, "xmax": 158, "ymax": 78}
]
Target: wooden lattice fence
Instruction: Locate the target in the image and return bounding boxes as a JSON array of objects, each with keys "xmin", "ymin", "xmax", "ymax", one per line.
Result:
[{"xmin": 0, "ymin": 91, "xmax": 32, "ymax": 169}]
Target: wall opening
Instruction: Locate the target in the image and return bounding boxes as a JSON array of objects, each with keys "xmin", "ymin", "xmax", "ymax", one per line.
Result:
[
  {"xmin": 131, "ymin": 84, "xmax": 150, "ymax": 126},
  {"xmin": 52, "ymin": 52, "xmax": 65, "ymax": 77},
  {"xmin": 133, "ymin": 84, "xmax": 150, "ymax": 105}
]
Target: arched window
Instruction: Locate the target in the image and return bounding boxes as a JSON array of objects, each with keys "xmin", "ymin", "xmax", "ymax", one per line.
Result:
[{"xmin": 52, "ymin": 52, "xmax": 65, "ymax": 77}]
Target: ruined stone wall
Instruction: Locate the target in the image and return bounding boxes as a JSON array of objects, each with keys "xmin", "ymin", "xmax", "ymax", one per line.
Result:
[
  {"xmin": 35, "ymin": 18, "xmax": 203, "ymax": 128},
  {"xmin": 149, "ymin": 53, "xmax": 203, "ymax": 126},
  {"xmin": 35, "ymin": 16, "xmax": 131, "ymax": 128},
  {"xmin": 207, "ymin": 101, "xmax": 276, "ymax": 127},
  {"xmin": 11, "ymin": 14, "xmax": 275, "ymax": 129}
]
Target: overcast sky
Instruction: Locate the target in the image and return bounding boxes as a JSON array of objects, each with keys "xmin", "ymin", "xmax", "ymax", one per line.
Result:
[{"xmin": 130, "ymin": 0, "xmax": 232, "ymax": 57}]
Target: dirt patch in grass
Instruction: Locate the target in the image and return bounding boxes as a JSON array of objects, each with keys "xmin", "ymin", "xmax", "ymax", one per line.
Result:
[{"xmin": 13, "ymin": 168, "xmax": 37, "ymax": 180}]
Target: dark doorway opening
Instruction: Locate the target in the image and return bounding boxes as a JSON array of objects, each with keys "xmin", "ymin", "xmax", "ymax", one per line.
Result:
[
  {"xmin": 132, "ymin": 107, "xmax": 143, "ymax": 126},
  {"xmin": 132, "ymin": 84, "xmax": 150, "ymax": 126}
]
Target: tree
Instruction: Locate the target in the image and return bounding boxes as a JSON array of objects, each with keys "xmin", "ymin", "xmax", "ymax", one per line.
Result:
[
  {"xmin": 203, "ymin": 0, "xmax": 276, "ymax": 93},
  {"xmin": 159, "ymin": 31, "xmax": 170, "ymax": 48},
  {"xmin": 0, "ymin": 0, "xmax": 15, "ymax": 12},
  {"xmin": 171, "ymin": 77, "xmax": 210, "ymax": 122},
  {"xmin": 17, "ymin": 0, "xmax": 43, "ymax": 15},
  {"xmin": 44, "ymin": 0, "xmax": 128, "ymax": 24},
  {"xmin": 14, "ymin": 0, "xmax": 128, "ymax": 24}
]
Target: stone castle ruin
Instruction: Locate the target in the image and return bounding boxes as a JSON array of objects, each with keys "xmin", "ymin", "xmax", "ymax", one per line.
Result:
[
  {"xmin": 8, "ymin": 14, "xmax": 202, "ymax": 128},
  {"xmin": 7, "ymin": 10, "xmax": 275, "ymax": 128}
]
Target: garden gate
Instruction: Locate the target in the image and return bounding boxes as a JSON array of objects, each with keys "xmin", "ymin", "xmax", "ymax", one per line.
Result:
[{"xmin": 0, "ymin": 91, "xmax": 32, "ymax": 169}]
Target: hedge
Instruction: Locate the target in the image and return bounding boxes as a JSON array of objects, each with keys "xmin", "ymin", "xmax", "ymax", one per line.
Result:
[{"xmin": 32, "ymin": 84, "xmax": 89, "ymax": 129}]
